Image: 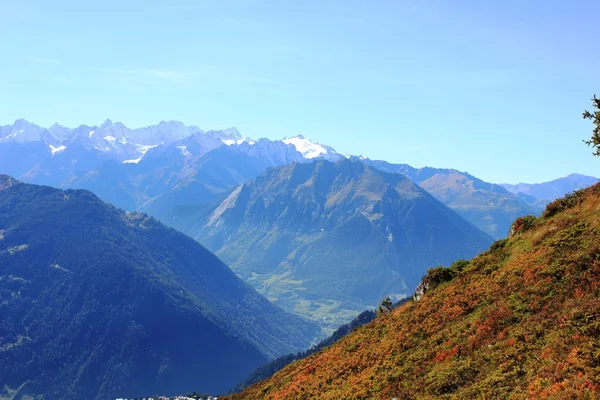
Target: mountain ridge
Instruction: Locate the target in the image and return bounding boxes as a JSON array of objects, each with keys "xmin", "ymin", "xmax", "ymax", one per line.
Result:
[
  {"xmin": 0, "ymin": 176, "xmax": 319, "ymax": 399},
  {"xmin": 1, "ymin": 119, "xmax": 597, "ymax": 241},
  {"xmin": 362, "ymin": 159, "xmax": 542, "ymax": 238},
  {"xmin": 502, "ymin": 173, "xmax": 600, "ymax": 202},
  {"xmin": 180, "ymin": 159, "xmax": 493, "ymax": 329}
]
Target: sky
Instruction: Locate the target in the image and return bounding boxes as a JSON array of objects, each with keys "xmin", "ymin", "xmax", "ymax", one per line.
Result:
[{"xmin": 0, "ymin": 0, "xmax": 598, "ymax": 184}]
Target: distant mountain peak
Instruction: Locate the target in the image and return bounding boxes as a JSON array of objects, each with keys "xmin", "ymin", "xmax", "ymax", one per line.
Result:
[
  {"xmin": 158, "ymin": 119, "xmax": 183, "ymax": 126},
  {"xmin": 12, "ymin": 118, "xmax": 31, "ymax": 126},
  {"xmin": 99, "ymin": 118, "xmax": 113, "ymax": 127},
  {"xmin": 502, "ymin": 174, "xmax": 600, "ymax": 202},
  {"xmin": 0, "ymin": 175, "xmax": 19, "ymax": 191},
  {"xmin": 281, "ymin": 135, "xmax": 329, "ymax": 159},
  {"xmin": 565, "ymin": 172, "xmax": 596, "ymax": 179},
  {"xmin": 222, "ymin": 127, "xmax": 242, "ymax": 138}
]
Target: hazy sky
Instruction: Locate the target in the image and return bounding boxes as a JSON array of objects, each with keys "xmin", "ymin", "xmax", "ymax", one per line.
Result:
[{"xmin": 1, "ymin": 0, "xmax": 598, "ymax": 183}]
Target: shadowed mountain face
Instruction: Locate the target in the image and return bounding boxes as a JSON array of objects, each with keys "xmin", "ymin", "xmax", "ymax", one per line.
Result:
[
  {"xmin": 0, "ymin": 176, "xmax": 318, "ymax": 400},
  {"xmin": 180, "ymin": 159, "xmax": 493, "ymax": 329},
  {"xmin": 364, "ymin": 159, "xmax": 540, "ymax": 239},
  {"xmin": 228, "ymin": 184, "xmax": 600, "ymax": 400}
]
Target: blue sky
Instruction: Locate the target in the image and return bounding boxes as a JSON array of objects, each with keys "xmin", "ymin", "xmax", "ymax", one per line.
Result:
[{"xmin": 0, "ymin": 0, "xmax": 598, "ymax": 183}]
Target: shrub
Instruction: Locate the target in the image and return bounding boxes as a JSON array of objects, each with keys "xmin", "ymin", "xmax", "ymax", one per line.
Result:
[
  {"xmin": 490, "ymin": 238, "xmax": 508, "ymax": 253},
  {"xmin": 448, "ymin": 259, "xmax": 469, "ymax": 274},
  {"xmin": 510, "ymin": 215, "xmax": 537, "ymax": 237},
  {"xmin": 543, "ymin": 191, "xmax": 582, "ymax": 218},
  {"xmin": 423, "ymin": 266, "xmax": 456, "ymax": 289}
]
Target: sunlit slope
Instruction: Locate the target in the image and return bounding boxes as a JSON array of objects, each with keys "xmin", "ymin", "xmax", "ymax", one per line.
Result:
[{"xmin": 230, "ymin": 184, "xmax": 600, "ymax": 399}]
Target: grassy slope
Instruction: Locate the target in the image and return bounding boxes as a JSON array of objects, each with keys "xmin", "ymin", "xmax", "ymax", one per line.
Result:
[{"xmin": 229, "ymin": 184, "xmax": 600, "ymax": 399}]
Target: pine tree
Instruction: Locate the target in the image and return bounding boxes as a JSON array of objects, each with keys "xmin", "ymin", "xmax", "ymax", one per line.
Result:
[
  {"xmin": 377, "ymin": 297, "xmax": 394, "ymax": 315},
  {"xmin": 582, "ymin": 94, "xmax": 600, "ymax": 156}
]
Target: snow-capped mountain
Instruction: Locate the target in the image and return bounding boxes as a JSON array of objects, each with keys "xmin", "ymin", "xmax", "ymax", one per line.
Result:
[
  {"xmin": 2, "ymin": 118, "xmax": 594, "ymax": 242},
  {"xmin": 0, "ymin": 119, "xmax": 48, "ymax": 143},
  {"xmin": 0, "ymin": 120, "xmax": 346, "ymax": 168},
  {"xmin": 0, "ymin": 119, "xmax": 244, "ymax": 163},
  {"xmin": 281, "ymin": 135, "xmax": 342, "ymax": 162}
]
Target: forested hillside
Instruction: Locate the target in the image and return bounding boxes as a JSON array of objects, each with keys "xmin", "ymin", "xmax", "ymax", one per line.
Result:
[{"xmin": 0, "ymin": 176, "xmax": 318, "ymax": 400}]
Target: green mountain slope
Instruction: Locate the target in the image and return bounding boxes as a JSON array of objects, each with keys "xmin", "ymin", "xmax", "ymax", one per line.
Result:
[
  {"xmin": 0, "ymin": 176, "xmax": 318, "ymax": 400},
  {"xmin": 183, "ymin": 159, "xmax": 493, "ymax": 330},
  {"xmin": 366, "ymin": 160, "xmax": 540, "ymax": 239}
]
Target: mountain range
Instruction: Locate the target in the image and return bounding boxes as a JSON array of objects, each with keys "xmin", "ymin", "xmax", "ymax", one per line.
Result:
[
  {"xmin": 2, "ymin": 119, "xmax": 599, "ymax": 399},
  {"xmin": 502, "ymin": 173, "xmax": 600, "ymax": 204},
  {"xmin": 1, "ymin": 119, "xmax": 598, "ymax": 328},
  {"xmin": 362, "ymin": 160, "xmax": 543, "ymax": 239},
  {"xmin": 2, "ymin": 119, "xmax": 594, "ymax": 241},
  {"xmin": 0, "ymin": 176, "xmax": 318, "ymax": 400},
  {"xmin": 176, "ymin": 159, "xmax": 493, "ymax": 328}
]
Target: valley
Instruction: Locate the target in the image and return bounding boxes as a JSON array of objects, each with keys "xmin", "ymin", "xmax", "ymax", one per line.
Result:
[{"xmin": 2, "ymin": 4, "xmax": 598, "ymax": 396}]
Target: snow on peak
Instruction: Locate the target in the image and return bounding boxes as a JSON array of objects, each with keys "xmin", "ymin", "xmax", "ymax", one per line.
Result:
[
  {"xmin": 49, "ymin": 144, "xmax": 66, "ymax": 155},
  {"xmin": 222, "ymin": 138, "xmax": 256, "ymax": 146},
  {"xmin": 177, "ymin": 145, "xmax": 192, "ymax": 157},
  {"xmin": 5, "ymin": 130, "xmax": 24, "ymax": 140},
  {"xmin": 103, "ymin": 135, "xmax": 116, "ymax": 142},
  {"xmin": 122, "ymin": 144, "xmax": 159, "ymax": 164},
  {"xmin": 135, "ymin": 144, "xmax": 158, "ymax": 153},
  {"xmin": 88, "ymin": 130, "xmax": 95, "ymax": 138},
  {"xmin": 282, "ymin": 135, "xmax": 328, "ymax": 159},
  {"xmin": 123, "ymin": 157, "xmax": 142, "ymax": 164}
]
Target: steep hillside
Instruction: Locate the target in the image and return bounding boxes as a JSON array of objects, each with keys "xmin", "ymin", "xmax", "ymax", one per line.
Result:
[
  {"xmin": 503, "ymin": 173, "xmax": 600, "ymax": 203},
  {"xmin": 233, "ymin": 309, "xmax": 378, "ymax": 394},
  {"xmin": 366, "ymin": 160, "xmax": 539, "ymax": 239},
  {"xmin": 229, "ymin": 184, "xmax": 600, "ymax": 399},
  {"xmin": 0, "ymin": 176, "xmax": 318, "ymax": 400},
  {"xmin": 185, "ymin": 159, "xmax": 493, "ymax": 329},
  {"xmin": 232, "ymin": 297, "xmax": 411, "ymax": 394}
]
